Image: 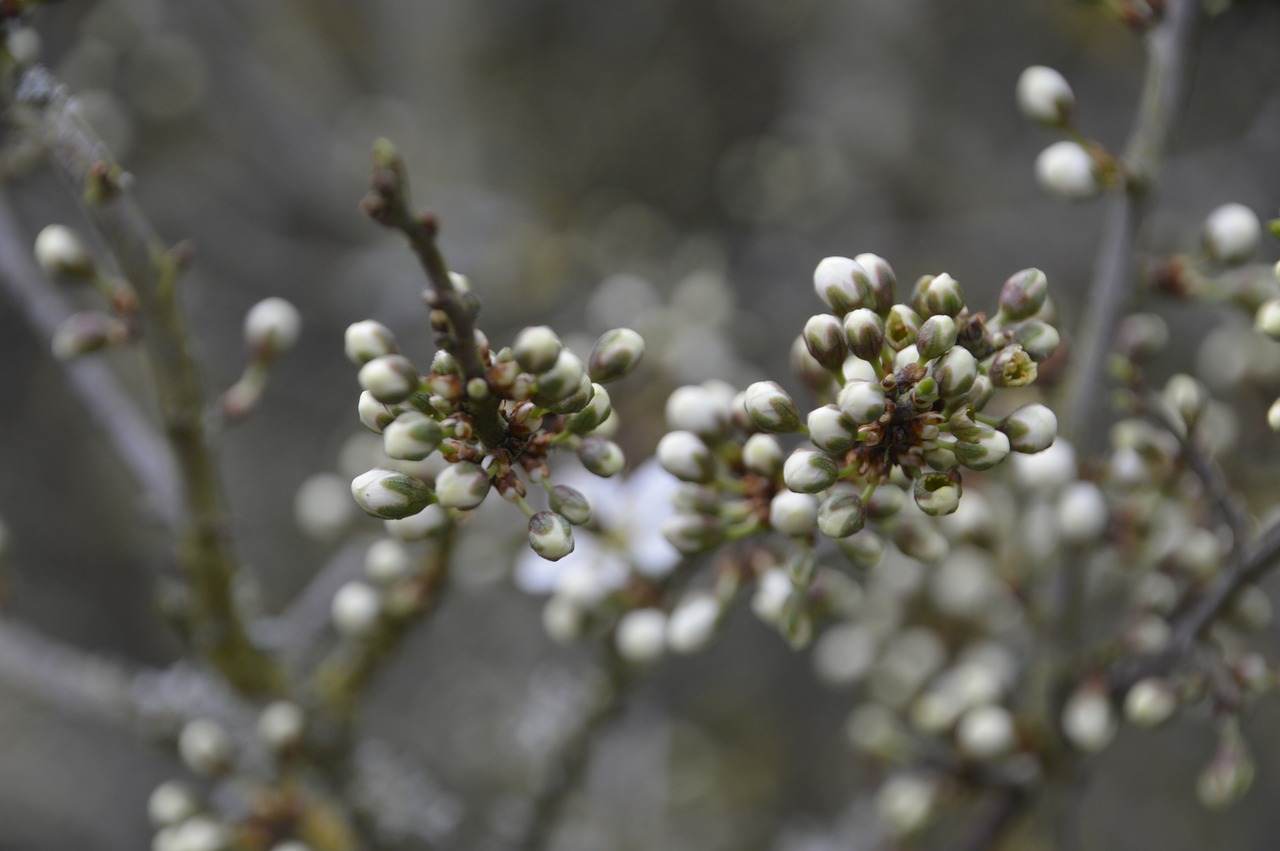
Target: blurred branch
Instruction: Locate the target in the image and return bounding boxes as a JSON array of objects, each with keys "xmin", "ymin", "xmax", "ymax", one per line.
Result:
[
  {"xmin": 8, "ymin": 66, "xmax": 283, "ymax": 697},
  {"xmin": 268, "ymin": 539, "xmax": 367, "ymax": 667},
  {"xmin": 0, "ymin": 193, "xmax": 182, "ymax": 532},
  {"xmin": 943, "ymin": 788, "xmax": 1029, "ymax": 851},
  {"xmin": 1060, "ymin": 0, "xmax": 1204, "ymax": 452}
]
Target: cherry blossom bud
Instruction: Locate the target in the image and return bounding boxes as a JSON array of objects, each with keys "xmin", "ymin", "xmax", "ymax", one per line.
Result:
[
  {"xmin": 1014, "ymin": 319, "xmax": 1060, "ymax": 362},
  {"xmin": 382, "ymin": 412, "xmax": 443, "ymax": 461},
  {"xmin": 51, "ymin": 311, "xmax": 129, "ymax": 359},
  {"xmin": 344, "ymin": 320, "xmax": 399, "ymax": 365},
  {"xmin": 803, "ymin": 313, "xmax": 848, "ymax": 371},
  {"xmin": 1057, "ymin": 481, "xmax": 1108, "ymax": 544},
  {"xmin": 843, "ymin": 308, "xmax": 886, "ymax": 362},
  {"xmin": 783, "ymin": 448, "xmax": 840, "ymax": 494},
  {"xmin": 351, "ymin": 468, "xmax": 433, "ymax": 519},
  {"xmin": 542, "ymin": 596, "xmax": 584, "ymax": 644},
  {"xmin": 434, "ymin": 461, "xmax": 490, "ymax": 509},
  {"xmin": 743, "ymin": 433, "xmax": 785, "ymax": 477},
  {"xmin": 1001, "ymin": 403, "xmax": 1058, "ymax": 453},
  {"xmin": 954, "ymin": 429, "xmax": 1010, "ymax": 471},
  {"xmin": 243, "ymin": 297, "xmax": 301, "ymax": 362},
  {"xmin": 999, "ymin": 268, "xmax": 1049, "ymax": 321},
  {"xmin": 913, "ymin": 473, "xmax": 961, "ymax": 516},
  {"xmin": 743, "ymin": 381, "xmax": 802, "ymax": 432},
  {"xmin": 884, "ymin": 304, "xmax": 921, "ymax": 351},
  {"xmin": 383, "ymin": 503, "xmax": 448, "ymax": 541},
  {"xmin": 1035, "ymin": 141, "xmax": 1099, "ymax": 200},
  {"xmin": 257, "ymin": 700, "xmax": 305, "ymax": 752},
  {"xmin": 1016, "ymin": 65, "xmax": 1074, "ymax": 126},
  {"xmin": 1203, "ymin": 203, "xmax": 1261, "ymax": 265},
  {"xmin": 770, "ymin": 491, "xmax": 819, "ymax": 537},
  {"xmin": 667, "ymin": 594, "xmax": 720, "ymax": 653},
  {"xmin": 1255, "ymin": 299, "xmax": 1280, "ymax": 341},
  {"xmin": 588, "ymin": 327, "xmax": 645, "ymax": 383},
  {"xmin": 837, "ymin": 379, "xmax": 887, "ymax": 425},
  {"xmin": 528, "ymin": 511, "xmax": 575, "ymax": 561},
  {"xmin": 751, "ymin": 569, "xmax": 793, "ymax": 623},
  {"xmin": 1163, "ymin": 373, "xmax": 1208, "ymax": 426},
  {"xmin": 548, "ymin": 485, "xmax": 592, "ymax": 526},
  {"xmin": 1061, "ymin": 681, "xmax": 1116, "ymax": 752},
  {"xmin": 813, "ymin": 256, "xmax": 871, "ymax": 314},
  {"xmin": 1197, "ymin": 724, "xmax": 1255, "ymax": 810},
  {"xmin": 178, "ymin": 718, "xmax": 233, "ymax": 776},
  {"xmin": 577, "ymin": 437, "xmax": 625, "ymax": 477},
  {"xmin": 357, "ymin": 391, "xmax": 396, "ymax": 433},
  {"xmin": 171, "ymin": 817, "xmax": 230, "ymax": 851},
  {"xmin": 359, "ymin": 354, "xmax": 421, "ymax": 404},
  {"xmin": 920, "ymin": 273, "xmax": 966, "ymax": 317},
  {"xmin": 807, "ymin": 405, "xmax": 857, "ymax": 452},
  {"xmin": 661, "ymin": 513, "xmax": 724, "ymax": 554},
  {"xmin": 513, "ymin": 325, "xmax": 562, "ymax": 373},
  {"xmin": 854, "ymin": 252, "xmax": 896, "ymax": 313},
  {"xmin": 876, "ymin": 773, "xmax": 937, "ymax": 837},
  {"xmin": 657, "ymin": 431, "xmax": 714, "ymax": 483},
  {"xmin": 956, "ymin": 704, "xmax": 1016, "ymax": 759},
  {"xmin": 819, "ymin": 492, "xmax": 866, "ymax": 538},
  {"xmin": 534, "ymin": 350, "xmax": 587, "ymax": 404},
  {"xmin": 34, "ymin": 224, "xmax": 95, "ymax": 279},
  {"xmin": 932, "ymin": 346, "xmax": 978, "ymax": 398},
  {"xmin": 364, "ymin": 538, "xmax": 413, "ymax": 584},
  {"xmin": 1124, "ymin": 678, "xmax": 1178, "ymax": 728},
  {"xmin": 565, "ymin": 383, "xmax": 612, "ymax": 435},
  {"xmin": 148, "ymin": 781, "xmax": 199, "ymax": 828},
  {"xmin": 332, "ymin": 581, "xmax": 382, "ymax": 637},
  {"xmin": 989, "ymin": 344, "xmax": 1037, "ymax": 387},
  {"xmin": 915, "ymin": 315, "xmax": 957, "ymax": 360},
  {"xmin": 615, "ymin": 608, "xmax": 668, "ymax": 664},
  {"xmin": 665, "ymin": 384, "xmax": 730, "ymax": 437}
]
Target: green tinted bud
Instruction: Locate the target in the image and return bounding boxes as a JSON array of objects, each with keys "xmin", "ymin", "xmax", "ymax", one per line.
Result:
[
  {"xmin": 344, "ymin": 320, "xmax": 399, "ymax": 365},
  {"xmin": 661, "ymin": 513, "xmax": 724, "ymax": 554},
  {"xmin": 358, "ymin": 391, "xmax": 396, "ymax": 433},
  {"xmin": 770, "ymin": 491, "xmax": 819, "ymax": 537},
  {"xmin": 383, "ymin": 411, "xmax": 443, "ymax": 460},
  {"xmin": 921, "ymin": 273, "xmax": 966, "ymax": 317},
  {"xmin": 989, "ymin": 345, "xmax": 1038, "ymax": 387},
  {"xmin": 566, "ymin": 383, "xmax": 612, "ymax": 434},
  {"xmin": 513, "ymin": 325, "xmax": 562, "ymax": 373},
  {"xmin": 843, "ymin": 308, "xmax": 886, "ymax": 362},
  {"xmin": 838, "ymin": 528, "xmax": 885, "ymax": 567},
  {"xmin": 578, "ymin": 437, "xmax": 625, "ymax": 477},
  {"xmin": 1001, "ymin": 403, "xmax": 1058, "ymax": 453},
  {"xmin": 430, "ymin": 350, "xmax": 461, "ymax": 376},
  {"xmin": 892, "ymin": 516, "xmax": 949, "ymax": 563},
  {"xmin": 854, "ymin": 253, "xmax": 896, "ymax": 314},
  {"xmin": 913, "ymin": 472, "xmax": 961, "ymax": 516},
  {"xmin": 528, "ymin": 511, "xmax": 575, "ymax": 561},
  {"xmin": 434, "ymin": 461, "xmax": 490, "ymax": 509},
  {"xmin": 791, "ymin": 336, "xmax": 837, "ymax": 395},
  {"xmin": 837, "ymin": 379, "xmax": 888, "ymax": 425},
  {"xmin": 783, "ymin": 449, "xmax": 840, "ymax": 493},
  {"xmin": 998, "ymin": 268, "xmax": 1048, "ymax": 321},
  {"xmin": 657, "ymin": 431, "xmax": 715, "ymax": 483},
  {"xmin": 803, "ymin": 314, "xmax": 848, "ymax": 371},
  {"xmin": 1116, "ymin": 312, "xmax": 1169, "ymax": 361},
  {"xmin": 359, "ymin": 354, "xmax": 421, "ymax": 404},
  {"xmin": 954, "ymin": 429, "xmax": 1011, "ymax": 471},
  {"xmin": 956, "ymin": 374, "xmax": 995, "ymax": 410},
  {"xmin": 915, "ymin": 315, "xmax": 958, "ymax": 360},
  {"xmin": 813, "ymin": 256, "xmax": 872, "ymax": 314},
  {"xmin": 549, "ymin": 485, "xmax": 592, "ymax": 525},
  {"xmin": 867, "ymin": 485, "xmax": 906, "ymax": 518},
  {"xmin": 909, "ymin": 377, "xmax": 939, "ymax": 409},
  {"xmin": 807, "ymin": 405, "xmax": 858, "ymax": 453},
  {"xmin": 1197, "ymin": 724, "xmax": 1254, "ymax": 809},
  {"xmin": 545, "ymin": 373, "xmax": 595, "ymax": 414},
  {"xmin": 743, "ymin": 381, "xmax": 802, "ymax": 432},
  {"xmin": 743, "ymin": 433, "xmax": 785, "ymax": 477},
  {"xmin": 588, "ymin": 327, "xmax": 645, "ymax": 383},
  {"xmin": 351, "ymin": 468, "xmax": 434, "ymax": 519},
  {"xmin": 1014, "ymin": 320, "xmax": 1060, "ymax": 362},
  {"xmin": 924, "ymin": 441, "xmax": 960, "ymax": 471},
  {"xmin": 818, "ymin": 491, "xmax": 867, "ymax": 538},
  {"xmin": 535, "ymin": 350, "xmax": 587, "ymax": 403},
  {"xmin": 885, "ymin": 305, "xmax": 921, "ymax": 351}
]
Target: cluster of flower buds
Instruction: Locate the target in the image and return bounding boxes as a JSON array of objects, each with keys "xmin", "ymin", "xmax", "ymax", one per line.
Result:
[
  {"xmin": 32, "ymin": 223, "xmax": 140, "ymax": 359},
  {"xmin": 1015, "ymin": 66, "xmax": 1119, "ymax": 201},
  {"xmin": 347, "ymin": 309, "xmax": 645, "ymax": 569}
]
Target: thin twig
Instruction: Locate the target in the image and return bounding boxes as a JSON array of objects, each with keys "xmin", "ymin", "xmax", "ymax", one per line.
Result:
[{"xmin": 943, "ymin": 787, "xmax": 1028, "ymax": 851}]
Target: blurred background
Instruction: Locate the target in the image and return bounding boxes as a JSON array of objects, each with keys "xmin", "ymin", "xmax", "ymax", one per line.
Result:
[{"xmin": 0, "ymin": 0, "xmax": 1279, "ymax": 849}]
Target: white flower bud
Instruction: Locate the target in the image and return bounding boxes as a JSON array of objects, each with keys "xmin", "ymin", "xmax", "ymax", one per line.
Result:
[
  {"xmin": 344, "ymin": 319, "xmax": 399, "ymax": 365},
  {"xmin": 577, "ymin": 436, "xmax": 626, "ymax": 477},
  {"xmin": 657, "ymin": 430, "xmax": 715, "ymax": 483},
  {"xmin": 836, "ymin": 379, "xmax": 887, "ymax": 426},
  {"xmin": 148, "ymin": 781, "xmax": 199, "ymax": 828},
  {"xmin": 548, "ymin": 484, "xmax": 592, "ymax": 525},
  {"xmin": 1163, "ymin": 373, "xmax": 1208, "ymax": 426},
  {"xmin": 813, "ymin": 623, "xmax": 878, "ymax": 686},
  {"xmin": 819, "ymin": 491, "xmax": 867, "ymax": 538},
  {"xmin": 535, "ymin": 350, "xmax": 587, "ymax": 403},
  {"xmin": 876, "ymin": 773, "xmax": 937, "ymax": 837},
  {"xmin": 358, "ymin": 354, "xmax": 420, "ymax": 404},
  {"xmin": 1035, "ymin": 141, "xmax": 1099, "ymax": 201},
  {"xmin": 528, "ymin": 511, "xmax": 575, "ymax": 561},
  {"xmin": 769, "ymin": 491, "xmax": 819, "ymax": 537},
  {"xmin": 742, "ymin": 433, "xmax": 785, "ymax": 477},
  {"xmin": 999, "ymin": 267, "xmax": 1049, "ymax": 321},
  {"xmin": 913, "ymin": 473, "xmax": 961, "ymax": 516},
  {"xmin": 513, "ymin": 325, "xmax": 563, "ymax": 374},
  {"xmin": 884, "ymin": 304, "xmax": 920, "ymax": 351},
  {"xmin": 383, "ymin": 503, "xmax": 448, "ymax": 541},
  {"xmin": 743, "ymin": 381, "xmax": 802, "ymax": 432},
  {"xmin": 919, "ymin": 273, "xmax": 966, "ymax": 317},
  {"xmin": 1001, "ymin": 403, "xmax": 1058, "ymax": 453},
  {"xmin": 843, "ymin": 308, "xmax": 886, "ymax": 361},
  {"xmin": 294, "ymin": 473, "xmax": 356, "ymax": 542},
  {"xmin": 783, "ymin": 448, "xmax": 840, "ymax": 494},
  {"xmin": 1269, "ymin": 397, "xmax": 1280, "ymax": 434},
  {"xmin": 807, "ymin": 405, "xmax": 857, "ymax": 452},
  {"xmin": 357, "ymin": 391, "xmax": 396, "ymax": 433},
  {"xmin": 177, "ymin": 718, "xmax": 233, "ymax": 776},
  {"xmin": 172, "ymin": 816, "xmax": 230, "ymax": 851},
  {"xmin": 661, "ymin": 512, "xmax": 724, "ymax": 554},
  {"xmin": 1197, "ymin": 726, "xmax": 1255, "ymax": 810},
  {"xmin": 956, "ymin": 704, "xmax": 1017, "ymax": 759},
  {"xmin": 331, "ymin": 581, "xmax": 382, "ymax": 638},
  {"xmin": 382, "ymin": 412, "xmax": 443, "ymax": 461},
  {"xmin": 1057, "ymin": 481, "xmax": 1108, "ymax": 544},
  {"xmin": 813, "ymin": 256, "xmax": 871, "ymax": 314},
  {"xmin": 34, "ymin": 224, "xmax": 95, "ymax": 279},
  {"xmin": 1011, "ymin": 438, "xmax": 1076, "ymax": 493},
  {"xmin": 588, "ymin": 327, "xmax": 645, "ymax": 383},
  {"xmin": 954, "ymin": 429, "xmax": 1011, "ymax": 471},
  {"xmin": 1228, "ymin": 584, "xmax": 1272, "ymax": 632},
  {"xmin": 931, "ymin": 345, "xmax": 978, "ymax": 398},
  {"xmin": 751, "ymin": 568, "xmax": 793, "ymax": 623},
  {"xmin": 1061, "ymin": 683, "xmax": 1116, "ymax": 752},
  {"xmin": 1016, "ymin": 65, "xmax": 1075, "ymax": 126},
  {"xmin": 257, "ymin": 700, "xmax": 305, "ymax": 751},
  {"xmin": 665, "ymin": 385, "xmax": 730, "ymax": 437},
  {"xmin": 803, "ymin": 313, "xmax": 849, "ymax": 370},
  {"xmin": 915, "ymin": 314, "xmax": 957, "ymax": 360},
  {"xmin": 351, "ymin": 467, "xmax": 433, "ymax": 519},
  {"xmin": 244, "ymin": 297, "xmax": 301, "ymax": 359},
  {"xmin": 854, "ymin": 252, "xmax": 896, "ymax": 311},
  {"xmin": 1124, "ymin": 678, "xmax": 1178, "ymax": 728},
  {"xmin": 364, "ymin": 538, "xmax": 413, "ymax": 584},
  {"xmin": 667, "ymin": 594, "xmax": 720, "ymax": 653},
  {"xmin": 1255, "ymin": 299, "xmax": 1280, "ymax": 341},
  {"xmin": 1203, "ymin": 203, "xmax": 1260, "ymax": 265},
  {"xmin": 434, "ymin": 461, "xmax": 490, "ymax": 509},
  {"xmin": 542, "ymin": 595, "xmax": 584, "ymax": 644},
  {"xmin": 615, "ymin": 608, "xmax": 668, "ymax": 664},
  {"xmin": 5, "ymin": 27, "xmax": 41, "ymax": 66}
]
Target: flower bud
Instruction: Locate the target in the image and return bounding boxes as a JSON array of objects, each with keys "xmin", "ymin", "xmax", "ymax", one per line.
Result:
[
  {"xmin": 565, "ymin": 383, "xmax": 612, "ymax": 435},
  {"xmin": 534, "ymin": 350, "xmax": 587, "ymax": 404},
  {"xmin": 1013, "ymin": 319, "xmax": 1060, "ymax": 362},
  {"xmin": 257, "ymin": 700, "xmax": 305, "ymax": 752},
  {"xmin": 588, "ymin": 327, "xmax": 645, "ymax": 382},
  {"xmin": 743, "ymin": 433, "xmax": 785, "ymax": 477},
  {"xmin": 791, "ymin": 335, "xmax": 836, "ymax": 394},
  {"xmin": 577, "ymin": 437, "xmax": 625, "ymax": 477},
  {"xmin": 920, "ymin": 273, "xmax": 966, "ymax": 317},
  {"xmin": 876, "ymin": 773, "xmax": 937, "ymax": 837},
  {"xmin": 1269, "ymin": 397, "xmax": 1280, "ymax": 434},
  {"xmin": 1197, "ymin": 725, "xmax": 1255, "ymax": 810},
  {"xmin": 1001, "ymin": 403, "xmax": 1057, "ymax": 453},
  {"xmin": 661, "ymin": 512, "xmax": 724, "ymax": 554},
  {"xmin": 884, "ymin": 305, "xmax": 921, "ymax": 351},
  {"xmin": 332, "ymin": 580, "xmax": 382, "ymax": 637},
  {"xmin": 957, "ymin": 374, "xmax": 996, "ymax": 411},
  {"xmin": 667, "ymin": 594, "xmax": 721, "ymax": 654},
  {"xmin": 344, "ymin": 320, "xmax": 399, "ymax": 365},
  {"xmin": 528, "ymin": 511, "xmax": 575, "ymax": 561},
  {"xmin": 384, "ymin": 503, "xmax": 448, "ymax": 541},
  {"xmin": 807, "ymin": 405, "xmax": 857, "ymax": 452},
  {"xmin": 770, "ymin": 491, "xmax": 819, "ymax": 537},
  {"xmin": 751, "ymin": 568, "xmax": 793, "ymax": 623},
  {"xmin": 513, "ymin": 325, "xmax": 562, "ymax": 373},
  {"xmin": 51, "ymin": 311, "xmax": 129, "ymax": 360},
  {"xmin": 665, "ymin": 384, "xmax": 730, "ymax": 437},
  {"xmin": 802, "ymin": 313, "xmax": 848, "ymax": 371},
  {"xmin": 434, "ymin": 461, "xmax": 490, "ymax": 509},
  {"xmin": 357, "ymin": 391, "xmax": 396, "ymax": 433},
  {"xmin": 913, "ymin": 472, "xmax": 961, "ymax": 516},
  {"xmin": 988, "ymin": 344, "xmax": 1038, "ymax": 387},
  {"xmin": 1016, "ymin": 65, "xmax": 1074, "ymax": 126},
  {"xmin": 549, "ymin": 485, "xmax": 592, "ymax": 525},
  {"xmin": 956, "ymin": 704, "xmax": 1016, "ymax": 759},
  {"xmin": 542, "ymin": 595, "xmax": 584, "ymax": 644},
  {"xmin": 954, "ymin": 429, "xmax": 1010, "ymax": 471},
  {"xmin": 657, "ymin": 430, "xmax": 714, "ymax": 483},
  {"xmin": 931, "ymin": 346, "xmax": 978, "ymax": 398},
  {"xmin": 1123, "ymin": 678, "xmax": 1178, "ymax": 728},
  {"xmin": 837, "ymin": 379, "xmax": 888, "ymax": 425},
  {"xmin": 819, "ymin": 491, "xmax": 866, "ymax": 538},
  {"xmin": 813, "ymin": 256, "xmax": 871, "ymax": 314},
  {"xmin": 148, "ymin": 781, "xmax": 199, "ymax": 828},
  {"xmin": 382, "ymin": 412, "xmax": 443, "ymax": 461},
  {"xmin": 615, "ymin": 608, "xmax": 668, "ymax": 664},
  {"xmin": 244, "ymin": 297, "xmax": 301, "ymax": 361},
  {"xmin": 743, "ymin": 381, "xmax": 802, "ymax": 432},
  {"xmin": 1035, "ymin": 141, "xmax": 1099, "ymax": 201},
  {"xmin": 854, "ymin": 252, "xmax": 896, "ymax": 313},
  {"xmin": 998, "ymin": 268, "xmax": 1050, "ymax": 322},
  {"xmin": 1203, "ymin": 203, "xmax": 1261, "ymax": 265},
  {"xmin": 843, "ymin": 308, "xmax": 886, "ymax": 362},
  {"xmin": 839, "ymin": 528, "xmax": 886, "ymax": 567},
  {"xmin": 1057, "ymin": 481, "xmax": 1108, "ymax": 544},
  {"xmin": 178, "ymin": 718, "xmax": 233, "ymax": 776},
  {"xmin": 171, "ymin": 817, "xmax": 230, "ymax": 851},
  {"xmin": 34, "ymin": 224, "xmax": 95, "ymax": 279},
  {"xmin": 915, "ymin": 314, "xmax": 958, "ymax": 360},
  {"xmin": 351, "ymin": 468, "xmax": 433, "ymax": 519},
  {"xmin": 1116, "ymin": 312, "xmax": 1170, "ymax": 361},
  {"xmin": 365, "ymin": 538, "xmax": 413, "ymax": 584},
  {"xmin": 1163, "ymin": 373, "xmax": 1208, "ymax": 426},
  {"xmin": 359, "ymin": 354, "xmax": 421, "ymax": 404},
  {"xmin": 783, "ymin": 448, "xmax": 840, "ymax": 494},
  {"xmin": 1255, "ymin": 299, "xmax": 1280, "ymax": 341},
  {"xmin": 1061, "ymin": 681, "xmax": 1116, "ymax": 752}
]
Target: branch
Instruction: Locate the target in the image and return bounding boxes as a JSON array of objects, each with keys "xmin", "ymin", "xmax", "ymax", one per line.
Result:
[
  {"xmin": 266, "ymin": 539, "xmax": 367, "ymax": 667},
  {"xmin": 0, "ymin": 192, "xmax": 183, "ymax": 533},
  {"xmin": 8, "ymin": 66, "xmax": 283, "ymax": 696},
  {"xmin": 1060, "ymin": 0, "xmax": 1204, "ymax": 452},
  {"xmin": 943, "ymin": 788, "xmax": 1029, "ymax": 851}
]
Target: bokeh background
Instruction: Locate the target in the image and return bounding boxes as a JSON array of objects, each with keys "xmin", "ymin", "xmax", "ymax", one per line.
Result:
[{"xmin": 1, "ymin": 0, "xmax": 1279, "ymax": 849}]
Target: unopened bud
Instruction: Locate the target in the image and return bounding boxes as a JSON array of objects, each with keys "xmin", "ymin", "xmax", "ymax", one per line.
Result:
[
  {"xmin": 783, "ymin": 448, "xmax": 840, "ymax": 494},
  {"xmin": 837, "ymin": 379, "xmax": 888, "ymax": 425},
  {"xmin": 956, "ymin": 704, "xmax": 1016, "ymax": 759},
  {"xmin": 588, "ymin": 327, "xmax": 644, "ymax": 382},
  {"xmin": 331, "ymin": 581, "xmax": 382, "ymax": 638},
  {"xmin": 999, "ymin": 268, "xmax": 1049, "ymax": 321},
  {"xmin": 178, "ymin": 718, "xmax": 233, "ymax": 776},
  {"xmin": 1035, "ymin": 141, "xmax": 1099, "ymax": 201},
  {"xmin": 884, "ymin": 305, "xmax": 921, "ymax": 351},
  {"xmin": 1203, "ymin": 203, "xmax": 1260, "ymax": 265},
  {"xmin": 1057, "ymin": 481, "xmax": 1108, "ymax": 544},
  {"xmin": 876, "ymin": 773, "xmax": 937, "ymax": 838},
  {"xmin": 359, "ymin": 354, "xmax": 421, "ymax": 404},
  {"xmin": 528, "ymin": 511, "xmax": 575, "ymax": 561},
  {"xmin": 920, "ymin": 273, "xmax": 966, "ymax": 317},
  {"xmin": 351, "ymin": 468, "xmax": 433, "ymax": 519},
  {"xmin": 257, "ymin": 700, "xmax": 305, "ymax": 752},
  {"xmin": 954, "ymin": 429, "xmax": 1010, "ymax": 471},
  {"xmin": 513, "ymin": 325, "xmax": 562, "ymax": 373},
  {"xmin": 807, "ymin": 405, "xmax": 857, "ymax": 452},
  {"xmin": 665, "ymin": 384, "xmax": 730, "ymax": 437},
  {"xmin": 1255, "ymin": 299, "xmax": 1280, "ymax": 341},
  {"xmin": 1016, "ymin": 66, "xmax": 1074, "ymax": 126},
  {"xmin": 1269, "ymin": 397, "xmax": 1280, "ymax": 433},
  {"xmin": 1197, "ymin": 724, "xmax": 1255, "ymax": 810},
  {"xmin": 667, "ymin": 594, "xmax": 721, "ymax": 653},
  {"xmin": 743, "ymin": 433, "xmax": 785, "ymax": 477},
  {"xmin": 657, "ymin": 430, "xmax": 715, "ymax": 483},
  {"xmin": 382, "ymin": 412, "xmax": 443, "ymax": 461},
  {"xmin": 244, "ymin": 297, "xmax": 301, "ymax": 360},
  {"xmin": 770, "ymin": 490, "xmax": 819, "ymax": 537},
  {"xmin": 1001, "ymin": 403, "xmax": 1058, "ymax": 453},
  {"xmin": 535, "ymin": 350, "xmax": 587, "ymax": 404},
  {"xmin": 932, "ymin": 345, "xmax": 978, "ymax": 398},
  {"xmin": 803, "ymin": 313, "xmax": 848, "ymax": 370},
  {"xmin": 1116, "ymin": 312, "xmax": 1169, "ymax": 361},
  {"xmin": 51, "ymin": 311, "xmax": 129, "ymax": 359},
  {"xmin": 344, "ymin": 320, "xmax": 399, "ymax": 365},
  {"xmin": 1014, "ymin": 319, "xmax": 1060, "ymax": 362},
  {"xmin": 743, "ymin": 381, "xmax": 802, "ymax": 432},
  {"xmin": 1061, "ymin": 681, "xmax": 1116, "ymax": 752},
  {"xmin": 566, "ymin": 383, "xmax": 612, "ymax": 435},
  {"xmin": 819, "ymin": 491, "xmax": 866, "ymax": 538},
  {"xmin": 148, "ymin": 782, "xmax": 199, "ymax": 828},
  {"xmin": 853, "ymin": 252, "xmax": 896, "ymax": 313},
  {"xmin": 989, "ymin": 344, "xmax": 1038, "ymax": 387},
  {"xmin": 1163, "ymin": 373, "xmax": 1208, "ymax": 426},
  {"xmin": 34, "ymin": 224, "xmax": 95, "ymax": 279},
  {"xmin": 914, "ymin": 473, "xmax": 962, "ymax": 516},
  {"xmin": 615, "ymin": 608, "xmax": 668, "ymax": 664},
  {"xmin": 843, "ymin": 308, "xmax": 886, "ymax": 362},
  {"xmin": 365, "ymin": 538, "xmax": 413, "ymax": 584},
  {"xmin": 434, "ymin": 461, "xmax": 490, "ymax": 509},
  {"xmin": 661, "ymin": 512, "xmax": 724, "ymax": 554},
  {"xmin": 357, "ymin": 391, "xmax": 396, "ymax": 433},
  {"xmin": 813, "ymin": 256, "xmax": 871, "ymax": 314},
  {"xmin": 1124, "ymin": 678, "xmax": 1178, "ymax": 728},
  {"xmin": 915, "ymin": 314, "xmax": 958, "ymax": 360}
]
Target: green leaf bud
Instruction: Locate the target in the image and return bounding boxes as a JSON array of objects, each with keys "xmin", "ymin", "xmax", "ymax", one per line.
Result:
[
  {"xmin": 382, "ymin": 411, "xmax": 443, "ymax": 461},
  {"xmin": 549, "ymin": 484, "xmax": 592, "ymax": 525},
  {"xmin": 359, "ymin": 354, "xmax": 421, "ymax": 404},
  {"xmin": 783, "ymin": 448, "xmax": 839, "ymax": 493},
  {"xmin": 344, "ymin": 319, "xmax": 399, "ymax": 365},
  {"xmin": 770, "ymin": 490, "xmax": 819, "ymax": 537},
  {"xmin": 657, "ymin": 430, "xmax": 715, "ymax": 483},
  {"xmin": 1013, "ymin": 319, "xmax": 1060, "ymax": 362},
  {"xmin": 807, "ymin": 405, "xmax": 858, "ymax": 452},
  {"xmin": 854, "ymin": 252, "xmax": 896, "ymax": 313},
  {"xmin": 913, "ymin": 472, "xmax": 961, "ymax": 516},
  {"xmin": 1000, "ymin": 403, "xmax": 1058, "ymax": 453},
  {"xmin": 588, "ymin": 327, "xmax": 645, "ymax": 383},
  {"xmin": 998, "ymin": 268, "xmax": 1049, "ymax": 321},
  {"xmin": 818, "ymin": 491, "xmax": 867, "ymax": 538},
  {"xmin": 884, "ymin": 305, "xmax": 921, "ymax": 351},
  {"xmin": 513, "ymin": 325, "xmax": 562, "ymax": 373},
  {"xmin": 350, "ymin": 467, "xmax": 434, "ymax": 519},
  {"xmin": 915, "ymin": 315, "xmax": 958, "ymax": 360},
  {"xmin": 813, "ymin": 256, "xmax": 871, "ymax": 314},
  {"xmin": 528, "ymin": 511, "xmax": 575, "ymax": 561},
  {"xmin": 802, "ymin": 313, "xmax": 848, "ymax": 371},
  {"xmin": 843, "ymin": 308, "xmax": 886, "ymax": 362},
  {"xmin": 743, "ymin": 433, "xmax": 785, "ymax": 477},
  {"xmin": 578, "ymin": 437, "xmax": 626, "ymax": 477},
  {"xmin": 434, "ymin": 461, "xmax": 490, "ymax": 509},
  {"xmin": 954, "ymin": 429, "xmax": 1011, "ymax": 471},
  {"xmin": 837, "ymin": 379, "xmax": 888, "ymax": 426},
  {"xmin": 743, "ymin": 380, "xmax": 803, "ymax": 432},
  {"xmin": 988, "ymin": 344, "xmax": 1038, "ymax": 387}
]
